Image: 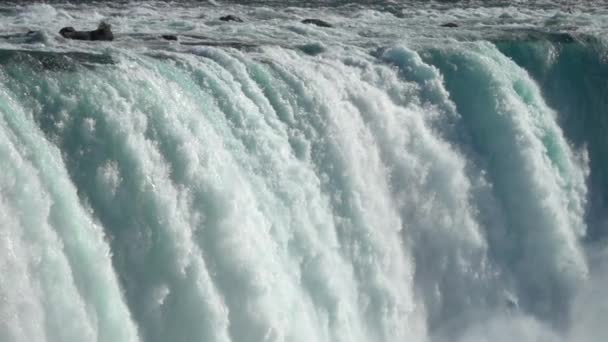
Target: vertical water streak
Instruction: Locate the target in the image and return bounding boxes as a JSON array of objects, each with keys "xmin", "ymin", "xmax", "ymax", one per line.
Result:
[
  {"xmin": 0, "ymin": 81, "xmax": 140, "ymax": 342},
  {"xmin": 424, "ymin": 42, "xmax": 589, "ymax": 327}
]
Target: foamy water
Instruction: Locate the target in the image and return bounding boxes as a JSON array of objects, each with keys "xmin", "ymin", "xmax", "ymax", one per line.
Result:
[{"xmin": 0, "ymin": 1, "xmax": 607, "ymax": 342}]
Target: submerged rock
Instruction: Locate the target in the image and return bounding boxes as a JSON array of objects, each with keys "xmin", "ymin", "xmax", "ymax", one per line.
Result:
[
  {"xmin": 60, "ymin": 22, "xmax": 114, "ymax": 41},
  {"xmin": 219, "ymin": 15, "xmax": 243, "ymax": 22},
  {"xmin": 25, "ymin": 30, "xmax": 46, "ymax": 43},
  {"xmin": 440, "ymin": 22, "xmax": 459, "ymax": 28},
  {"xmin": 0, "ymin": 30, "xmax": 46, "ymax": 44},
  {"xmin": 301, "ymin": 19, "xmax": 333, "ymax": 28},
  {"xmin": 0, "ymin": 49, "xmax": 114, "ymax": 70},
  {"xmin": 297, "ymin": 42, "xmax": 326, "ymax": 56},
  {"xmin": 161, "ymin": 34, "xmax": 178, "ymax": 41}
]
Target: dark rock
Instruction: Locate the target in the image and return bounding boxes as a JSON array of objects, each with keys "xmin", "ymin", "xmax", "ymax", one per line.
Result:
[
  {"xmin": 440, "ymin": 23, "xmax": 459, "ymax": 28},
  {"xmin": 60, "ymin": 22, "xmax": 114, "ymax": 41},
  {"xmin": 301, "ymin": 19, "xmax": 333, "ymax": 28},
  {"xmin": 219, "ymin": 15, "xmax": 243, "ymax": 23},
  {"xmin": 161, "ymin": 34, "xmax": 178, "ymax": 41}
]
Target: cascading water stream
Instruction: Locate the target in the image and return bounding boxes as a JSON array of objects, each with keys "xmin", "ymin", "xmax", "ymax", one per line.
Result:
[{"xmin": 1, "ymin": 2, "xmax": 607, "ymax": 342}]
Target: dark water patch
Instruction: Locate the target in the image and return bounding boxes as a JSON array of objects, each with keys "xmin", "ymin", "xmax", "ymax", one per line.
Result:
[
  {"xmin": 491, "ymin": 29, "xmax": 603, "ymax": 45},
  {"xmin": 0, "ymin": 30, "xmax": 47, "ymax": 44},
  {"xmin": 181, "ymin": 41, "xmax": 258, "ymax": 49},
  {"xmin": 297, "ymin": 42, "xmax": 326, "ymax": 56},
  {"xmin": 0, "ymin": 48, "xmax": 114, "ymax": 70}
]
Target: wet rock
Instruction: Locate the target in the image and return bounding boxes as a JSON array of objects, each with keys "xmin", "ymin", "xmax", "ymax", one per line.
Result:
[
  {"xmin": 161, "ymin": 34, "xmax": 178, "ymax": 41},
  {"xmin": 301, "ymin": 19, "xmax": 333, "ymax": 28},
  {"xmin": 219, "ymin": 15, "xmax": 243, "ymax": 23},
  {"xmin": 60, "ymin": 22, "xmax": 114, "ymax": 41}
]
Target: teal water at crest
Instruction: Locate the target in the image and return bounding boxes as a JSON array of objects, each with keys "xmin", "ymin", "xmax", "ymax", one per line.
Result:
[{"xmin": 0, "ymin": 1, "xmax": 607, "ymax": 342}]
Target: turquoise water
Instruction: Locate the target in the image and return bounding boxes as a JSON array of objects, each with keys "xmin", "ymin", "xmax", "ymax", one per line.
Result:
[{"xmin": 0, "ymin": 2, "xmax": 607, "ymax": 342}]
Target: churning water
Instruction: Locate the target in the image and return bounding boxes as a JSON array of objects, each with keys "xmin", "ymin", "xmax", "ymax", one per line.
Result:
[{"xmin": 0, "ymin": 1, "xmax": 607, "ymax": 341}]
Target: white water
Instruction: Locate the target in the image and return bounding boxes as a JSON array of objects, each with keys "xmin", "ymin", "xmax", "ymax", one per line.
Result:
[{"xmin": 0, "ymin": 2, "xmax": 607, "ymax": 342}]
